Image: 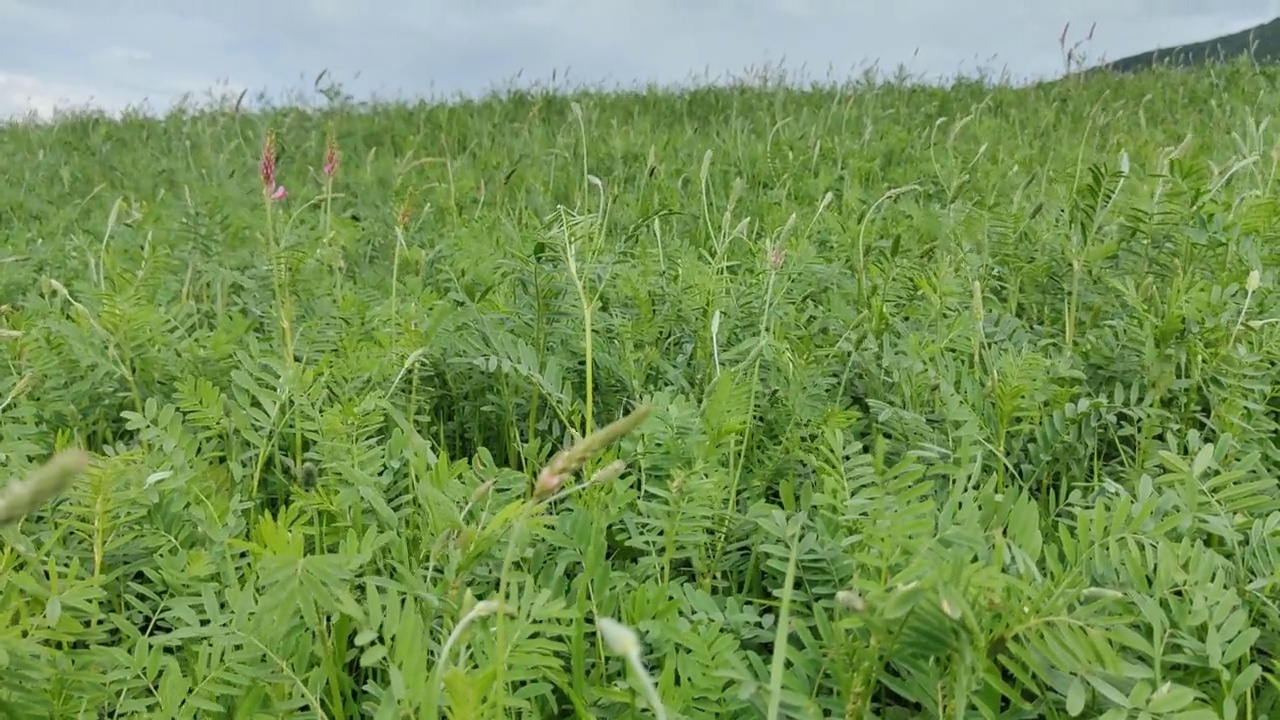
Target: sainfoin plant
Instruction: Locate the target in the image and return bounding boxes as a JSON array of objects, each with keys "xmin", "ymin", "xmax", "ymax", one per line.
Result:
[{"xmin": 3, "ymin": 55, "xmax": 1280, "ymax": 719}]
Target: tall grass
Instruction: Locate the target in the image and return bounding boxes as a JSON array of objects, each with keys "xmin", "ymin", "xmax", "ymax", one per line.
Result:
[{"xmin": 3, "ymin": 57, "xmax": 1280, "ymax": 718}]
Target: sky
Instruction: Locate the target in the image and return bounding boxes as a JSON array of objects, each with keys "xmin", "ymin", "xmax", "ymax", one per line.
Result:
[{"xmin": 0, "ymin": 0, "xmax": 1276, "ymax": 120}]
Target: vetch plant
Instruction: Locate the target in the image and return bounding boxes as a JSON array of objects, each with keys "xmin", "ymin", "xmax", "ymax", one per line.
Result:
[
  {"xmin": 257, "ymin": 127, "xmax": 298, "ymax": 372},
  {"xmin": 321, "ymin": 122, "xmax": 339, "ymax": 235}
]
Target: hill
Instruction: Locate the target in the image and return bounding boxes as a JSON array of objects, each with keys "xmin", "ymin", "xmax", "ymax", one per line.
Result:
[{"xmin": 1101, "ymin": 15, "xmax": 1280, "ymax": 72}]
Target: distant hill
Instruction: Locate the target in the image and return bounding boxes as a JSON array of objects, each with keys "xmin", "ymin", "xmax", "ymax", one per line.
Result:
[{"xmin": 1101, "ymin": 16, "xmax": 1280, "ymax": 73}]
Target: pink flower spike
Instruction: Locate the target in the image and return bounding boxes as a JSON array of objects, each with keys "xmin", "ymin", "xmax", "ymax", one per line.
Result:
[
  {"xmin": 323, "ymin": 126, "xmax": 340, "ymax": 178},
  {"xmin": 768, "ymin": 245, "xmax": 786, "ymax": 271},
  {"xmin": 270, "ymin": 185, "xmax": 287, "ymax": 201},
  {"xmin": 324, "ymin": 146, "xmax": 338, "ymax": 177},
  {"xmin": 260, "ymin": 129, "xmax": 277, "ymax": 190}
]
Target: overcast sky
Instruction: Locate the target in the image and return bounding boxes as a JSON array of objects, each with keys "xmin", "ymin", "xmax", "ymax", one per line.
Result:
[{"xmin": 0, "ymin": 0, "xmax": 1275, "ymax": 120}]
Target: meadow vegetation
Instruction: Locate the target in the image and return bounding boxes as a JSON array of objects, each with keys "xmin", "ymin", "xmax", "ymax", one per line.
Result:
[{"xmin": 4, "ymin": 58, "xmax": 1280, "ymax": 719}]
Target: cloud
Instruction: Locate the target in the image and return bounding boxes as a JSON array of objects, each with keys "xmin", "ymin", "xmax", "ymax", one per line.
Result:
[
  {"xmin": 93, "ymin": 46, "xmax": 153, "ymax": 64},
  {"xmin": 0, "ymin": 70, "xmax": 128, "ymax": 120},
  {"xmin": 0, "ymin": 0, "xmax": 1274, "ymax": 120}
]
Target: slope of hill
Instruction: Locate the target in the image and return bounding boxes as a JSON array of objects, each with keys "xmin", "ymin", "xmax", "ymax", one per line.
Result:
[{"xmin": 1102, "ymin": 16, "xmax": 1280, "ymax": 72}]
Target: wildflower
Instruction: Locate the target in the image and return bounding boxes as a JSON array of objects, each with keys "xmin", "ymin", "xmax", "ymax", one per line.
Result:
[
  {"xmin": 323, "ymin": 126, "xmax": 340, "ymax": 177},
  {"xmin": 397, "ymin": 195, "xmax": 413, "ymax": 228},
  {"xmin": 260, "ymin": 129, "xmax": 286, "ymax": 201},
  {"xmin": 260, "ymin": 129, "xmax": 277, "ymax": 191},
  {"xmin": 768, "ymin": 244, "xmax": 786, "ymax": 271}
]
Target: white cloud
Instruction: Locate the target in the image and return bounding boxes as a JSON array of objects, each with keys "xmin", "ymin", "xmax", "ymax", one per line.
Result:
[
  {"xmin": 0, "ymin": 70, "xmax": 128, "ymax": 120},
  {"xmin": 95, "ymin": 46, "xmax": 153, "ymax": 64}
]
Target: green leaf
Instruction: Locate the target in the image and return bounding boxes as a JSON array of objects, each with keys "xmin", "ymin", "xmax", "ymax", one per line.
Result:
[
  {"xmin": 1086, "ymin": 675, "xmax": 1130, "ymax": 708},
  {"xmin": 1144, "ymin": 682, "xmax": 1197, "ymax": 714},
  {"xmin": 1167, "ymin": 711, "xmax": 1221, "ymax": 720},
  {"xmin": 1229, "ymin": 663, "xmax": 1262, "ymax": 699},
  {"xmin": 360, "ymin": 644, "xmax": 388, "ymax": 668},
  {"xmin": 1066, "ymin": 675, "xmax": 1087, "ymax": 716},
  {"xmin": 1190, "ymin": 443, "xmax": 1214, "ymax": 479},
  {"xmin": 1220, "ymin": 627, "xmax": 1260, "ymax": 667}
]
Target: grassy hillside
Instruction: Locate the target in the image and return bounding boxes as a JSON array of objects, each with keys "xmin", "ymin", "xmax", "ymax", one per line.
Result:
[
  {"xmin": 4, "ymin": 61, "xmax": 1280, "ymax": 718},
  {"xmin": 1102, "ymin": 16, "xmax": 1280, "ymax": 72}
]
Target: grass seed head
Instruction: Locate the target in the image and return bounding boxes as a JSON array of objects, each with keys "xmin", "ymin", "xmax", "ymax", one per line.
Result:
[
  {"xmin": 298, "ymin": 461, "xmax": 318, "ymax": 486},
  {"xmin": 470, "ymin": 478, "xmax": 496, "ymax": 504},
  {"xmin": 0, "ymin": 449, "xmax": 91, "ymax": 526},
  {"xmin": 537, "ymin": 403, "xmax": 653, "ymax": 486},
  {"xmin": 597, "ymin": 616, "xmax": 641, "ymax": 659},
  {"xmin": 589, "ymin": 459, "xmax": 627, "ymax": 485},
  {"xmin": 534, "ymin": 467, "xmax": 565, "ymax": 499},
  {"xmin": 836, "ymin": 590, "xmax": 866, "ymax": 613}
]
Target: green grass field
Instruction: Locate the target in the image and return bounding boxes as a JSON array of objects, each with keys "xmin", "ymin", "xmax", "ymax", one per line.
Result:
[{"xmin": 3, "ymin": 58, "xmax": 1280, "ymax": 719}]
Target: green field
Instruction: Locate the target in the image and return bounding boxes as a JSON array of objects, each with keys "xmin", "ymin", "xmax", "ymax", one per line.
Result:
[{"xmin": 3, "ymin": 59, "xmax": 1280, "ymax": 719}]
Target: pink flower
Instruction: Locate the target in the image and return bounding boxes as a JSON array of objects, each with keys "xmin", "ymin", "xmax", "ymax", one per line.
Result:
[
  {"xmin": 768, "ymin": 245, "xmax": 786, "ymax": 271},
  {"xmin": 270, "ymin": 185, "xmax": 287, "ymax": 201},
  {"xmin": 323, "ymin": 129, "xmax": 339, "ymax": 178},
  {"xmin": 260, "ymin": 129, "xmax": 278, "ymax": 193}
]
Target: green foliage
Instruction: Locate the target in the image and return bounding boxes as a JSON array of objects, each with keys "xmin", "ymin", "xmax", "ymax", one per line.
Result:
[{"xmin": 4, "ymin": 62, "xmax": 1280, "ymax": 718}]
